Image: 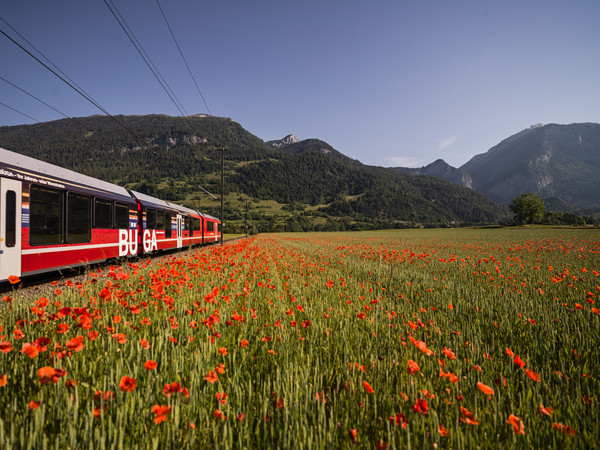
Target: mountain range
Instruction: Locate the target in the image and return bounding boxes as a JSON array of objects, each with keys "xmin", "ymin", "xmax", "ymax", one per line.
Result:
[
  {"xmin": 459, "ymin": 123, "xmax": 600, "ymax": 212},
  {"xmin": 390, "ymin": 123, "xmax": 600, "ymax": 215},
  {"xmin": 0, "ymin": 115, "xmax": 597, "ymax": 231}
]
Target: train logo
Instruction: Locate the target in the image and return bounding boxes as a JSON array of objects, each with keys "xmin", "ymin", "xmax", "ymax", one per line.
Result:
[{"xmin": 143, "ymin": 229, "xmax": 158, "ymax": 253}]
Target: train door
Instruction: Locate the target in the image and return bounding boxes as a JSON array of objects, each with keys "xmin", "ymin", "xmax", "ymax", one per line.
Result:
[
  {"xmin": 176, "ymin": 215, "xmax": 183, "ymax": 248},
  {"xmin": 0, "ymin": 178, "xmax": 22, "ymax": 281}
]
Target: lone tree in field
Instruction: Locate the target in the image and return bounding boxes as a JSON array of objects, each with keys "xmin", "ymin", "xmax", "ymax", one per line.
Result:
[{"xmin": 509, "ymin": 193, "xmax": 545, "ymax": 224}]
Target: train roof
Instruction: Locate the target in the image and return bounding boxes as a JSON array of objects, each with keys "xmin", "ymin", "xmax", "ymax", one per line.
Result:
[
  {"xmin": 0, "ymin": 147, "xmax": 133, "ymax": 201},
  {"xmin": 131, "ymin": 191, "xmax": 219, "ymax": 221},
  {"xmin": 131, "ymin": 191, "xmax": 201, "ymax": 217}
]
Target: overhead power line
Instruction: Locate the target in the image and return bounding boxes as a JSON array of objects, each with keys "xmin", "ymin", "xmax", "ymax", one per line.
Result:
[
  {"xmin": 104, "ymin": 0, "xmax": 195, "ymax": 128},
  {"xmin": 0, "ymin": 75, "xmax": 71, "ymax": 120},
  {"xmin": 0, "ymin": 16, "xmax": 105, "ymax": 113},
  {"xmin": 0, "ymin": 18, "xmax": 146, "ymax": 145},
  {"xmin": 155, "ymin": 0, "xmax": 212, "ymax": 116},
  {"xmin": 0, "ymin": 101, "xmax": 40, "ymax": 123}
]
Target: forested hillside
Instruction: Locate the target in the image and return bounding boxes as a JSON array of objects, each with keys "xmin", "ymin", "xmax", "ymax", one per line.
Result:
[{"xmin": 0, "ymin": 114, "xmax": 507, "ymax": 231}]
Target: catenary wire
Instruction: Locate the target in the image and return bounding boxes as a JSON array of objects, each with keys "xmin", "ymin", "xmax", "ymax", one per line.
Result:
[
  {"xmin": 0, "ymin": 24, "xmax": 146, "ymax": 145},
  {"xmin": 0, "ymin": 75, "xmax": 71, "ymax": 120},
  {"xmin": 104, "ymin": 0, "xmax": 195, "ymax": 128},
  {"xmin": 155, "ymin": 0, "xmax": 212, "ymax": 116},
  {"xmin": 0, "ymin": 101, "xmax": 40, "ymax": 123},
  {"xmin": 0, "ymin": 16, "xmax": 106, "ymax": 114}
]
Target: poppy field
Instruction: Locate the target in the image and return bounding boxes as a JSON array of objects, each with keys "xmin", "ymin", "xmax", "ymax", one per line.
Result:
[{"xmin": 1, "ymin": 227, "xmax": 599, "ymax": 448}]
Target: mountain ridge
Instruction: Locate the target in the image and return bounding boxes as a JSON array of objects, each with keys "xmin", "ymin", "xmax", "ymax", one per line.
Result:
[
  {"xmin": 0, "ymin": 114, "xmax": 506, "ymax": 230},
  {"xmin": 459, "ymin": 122, "xmax": 600, "ymax": 212}
]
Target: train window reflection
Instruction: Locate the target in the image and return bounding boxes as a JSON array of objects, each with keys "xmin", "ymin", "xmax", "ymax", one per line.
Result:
[{"xmin": 30, "ymin": 185, "xmax": 63, "ymax": 245}]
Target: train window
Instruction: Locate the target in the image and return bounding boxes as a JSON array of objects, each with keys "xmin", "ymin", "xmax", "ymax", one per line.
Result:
[
  {"xmin": 156, "ymin": 210, "xmax": 164, "ymax": 230},
  {"xmin": 193, "ymin": 218, "xmax": 200, "ymax": 234},
  {"xmin": 5, "ymin": 190, "xmax": 16, "ymax": 247},
  {"xmin": 207, "ymin": 221, "xmax": 214, "ymax": 232},
  {"xmin": 67, "ymin": 192, "xmax": 91, "ymax": 243},
  {"xmin": 165, "ymin": 213, "xmax": 172, "ymax": 238},
  {"xmin": 146, "ymin": 208, "xmax": 156, "ymax": 229},
  {"xmin": 115, "ymin": 203, "xmax": 130, "ymax": 229},
  {"xmin": 30, "ymin": 185, "xmax": 63, "ymax": 245},
  {"xmin": 94, "ymin": 198, "xmax": 112, "ymax": 228},
  {"xmin": 185, "ymin": 216, "xmax": 192, "ymax": 234}
]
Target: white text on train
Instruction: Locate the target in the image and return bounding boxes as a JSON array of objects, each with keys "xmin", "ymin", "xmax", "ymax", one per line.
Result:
[{"xmin": 119, "ymin": 229, "xmax": 138, "ymax": 256}]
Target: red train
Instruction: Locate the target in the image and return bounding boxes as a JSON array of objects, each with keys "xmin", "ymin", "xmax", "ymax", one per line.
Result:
[{"xmin": 0, "ymin": 147, "xmax": 220, "ymax": 282}]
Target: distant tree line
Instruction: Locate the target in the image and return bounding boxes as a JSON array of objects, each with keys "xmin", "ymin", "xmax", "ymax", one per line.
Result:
[{"xmin": 508, "ymin": 193, "xmax": 598, "ymax": 226}]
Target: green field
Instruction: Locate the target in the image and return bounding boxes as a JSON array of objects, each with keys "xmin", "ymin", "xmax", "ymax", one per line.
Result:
[{"xmin": 1, "ymin": 228, "xmax": 598, "ymax": 448}]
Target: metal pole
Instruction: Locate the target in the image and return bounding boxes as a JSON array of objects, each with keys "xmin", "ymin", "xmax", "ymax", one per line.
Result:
[{"xmin": 220, "ymin": 148, "xmax": 224, "ymax": 246}]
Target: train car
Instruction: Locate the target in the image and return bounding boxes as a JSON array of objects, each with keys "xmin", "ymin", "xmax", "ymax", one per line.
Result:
[
  {"xmin": 130, "ymin": 191, "xmax": 206, "ymax": 252},
  {"xmin": 201, "ymin": 212, "xmax": 221, "ymax": 243},
  {"xmin": 175, "ymin": 205, "xmax": 221, "ymax": 246},
  {"xmin": 0, "ymin": 147, "xmax": 138, "ymax": 282},
  {"xmin": 0, "ymin": 147, "xmax": 222, "ymax": 283}
]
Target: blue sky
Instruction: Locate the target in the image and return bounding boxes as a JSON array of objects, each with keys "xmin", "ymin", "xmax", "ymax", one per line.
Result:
[{"xmin": 1, "ymin": 0, "xmax": 599, "ymax": 168}]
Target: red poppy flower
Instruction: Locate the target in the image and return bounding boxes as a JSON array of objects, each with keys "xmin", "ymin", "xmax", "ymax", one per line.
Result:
[
  {"xmin": 362, "ymin": 381, "xmax": 375, "ymax": 393},
  {"xmin": 240, "ymin": 339, "xmax": 249, "ymax": 348},
  {"xmin": 442, "ymin": 347, "xmax": 456, "ymax": 360},
  {"xmin": 213, "ymin": 409, "xmax": 227, "ymax": 420},
  {"xmin": 349, "ymin": 428, "xmax": 357, "ymax": 444},
  {"xmin": 204, "ymin": 370, "xmax": 218, "ymax": 383},
  {"xmin": 88, "ymin": 330, "xmax": 99, "ymax": 341},
  {"xmin": 78, "ymin": 315, "xmax": 92, "ymax": 329},
  {"xmin": 0, "ymin": 342, "xmax": 12, "ymax": 353},
  {"xmin": 525, "ymin": 369, "xmax": 540, "ymax": 382},
  {"xmin": 407, "ymin": 360, "xmax": 420, "ymax": 375},
  {"xmin": 112, "ymin": 333, "xmax": 127, "ymax": 344},
  {"xmin": 409, "ymin": 336, "xmax": 433, "ymax": 356},
  {"xmin": 35, "ymin": 297, "xmax": 49, "ymax": 308},
  {"xmin": 163, "ymin": 381, "xmax": 186, "ymax": 397},
  {"xmin": 553, "ymin": 423, "xmax": 576, "ymax": 436},
  {"xmin": 119, "ymin": 376, "xmax": 136, "ymax": 392},
  {"xmin": 389, "ymin": 413, "xmax": 408, "ymax": 428},
  {"xmin": 215, "ymin": 392, "xmax": 227, "ymax": 405},
  {"xmin": 514, "ymin": 355, "xmax": 526, "ymax": 369},
  {"xmin": 507, "ymin": 414, "xmax": 525, "ymax": 435},
  {"xmin": 539, "ymin": 403, "xmax": 554, "ymax": 417},
  {"xmin": 22, "ymin": 343, "xmax": 39, "ymax": 359},
  {"xmin": 8, "ymin": 275, "xmax": 20, "ymax": 285},
  {"xmin": 66, "ymin": 336, "xmax": 85, "ymax": 352},
  {"xmin": 477, "ymin": 381, "xmax": 494, "ymax": 395},
  {"xmin": 438, "ymin": 424, "xmax": 450, "ymax": 437},
  {"xmin": 412, "ymin": 398, "xmax": 428, "ymax": 415},
  {"xmin": 29, "ymin": 400, "xmax": 41, "ymax": 410},
  {"xmin": 151, "ymin": 404, "xmax": 171, "ymax": 424},
  {"xmin": 37, "ymin": 366, "xmax": 57, "ymax": 384},
  {"xmin": 144, "ymin": 360, "xmax": 158, "ymax": 371}
]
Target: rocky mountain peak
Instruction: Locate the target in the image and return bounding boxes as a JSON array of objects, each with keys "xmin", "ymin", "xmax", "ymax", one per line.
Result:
[{"xmin": 266, "ymin": 134, "xmax": 300, "ymax": 149}]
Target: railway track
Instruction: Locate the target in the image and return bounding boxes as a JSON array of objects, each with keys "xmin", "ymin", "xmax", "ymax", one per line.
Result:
[{"xmin": 0, "ymin": 236, "xmax": 246, "ymax": 299}]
